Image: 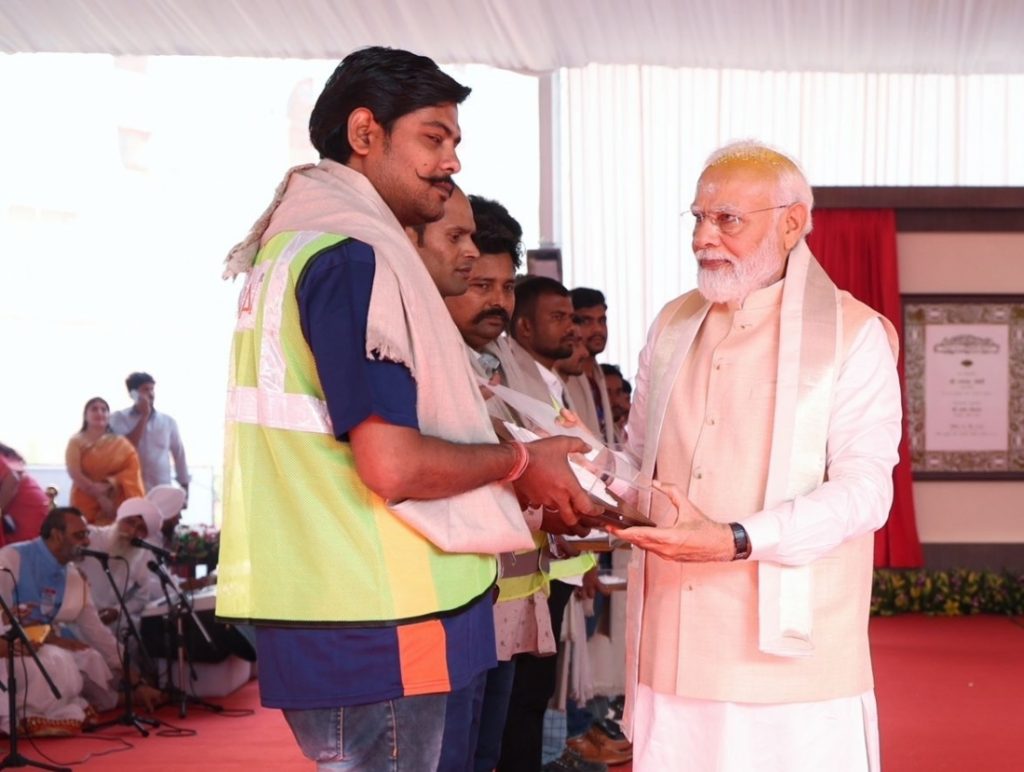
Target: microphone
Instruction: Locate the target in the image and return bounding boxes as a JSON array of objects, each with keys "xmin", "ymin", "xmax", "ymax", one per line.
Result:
[
  {"xmin": 76, "ymin": 547, "xmax": 111, "ymax": 563},
  {"xmin": 130, "ymin": 537, "xmax": 173, "ymax": 561},
  {"xmin": 147, "ymin": 560, "xmax": 173, "ymax": 585}
]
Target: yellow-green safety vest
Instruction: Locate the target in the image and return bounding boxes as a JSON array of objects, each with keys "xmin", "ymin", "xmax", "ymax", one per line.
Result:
[
  {"xmin": 547, "ymin": 552, "xmax": 598, "ymax": 583},
  {"xmin": 216, "ymin": 230, "xmax": 496, "ymax": 625}
]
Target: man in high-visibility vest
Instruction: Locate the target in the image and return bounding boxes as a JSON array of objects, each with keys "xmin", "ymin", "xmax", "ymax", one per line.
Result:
[{"xmin": 217, "ymin": 46, "xmax": 597, "ymax": 770}]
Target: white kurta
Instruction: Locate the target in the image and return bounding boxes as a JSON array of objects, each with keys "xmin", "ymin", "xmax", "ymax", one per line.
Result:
[{"xmin": 626, "ymin": 318, "xmax": 899, "ymax": 772}]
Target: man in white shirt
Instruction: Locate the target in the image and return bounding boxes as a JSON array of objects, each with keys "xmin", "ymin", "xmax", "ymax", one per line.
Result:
[
  {"xmin": 109, "ymin": 372, "xmax": 190, "ymax": 501},
  {"xmin": 611, "ymin": 140, "xmax": 901, "ymax": 772},
  {"xmin": 566, "ymin": 288, "xmax": 616, "ymax": 447},
  {"xmin": 77, "ymin": 498, "xmax": 163, "ymax": 631}
]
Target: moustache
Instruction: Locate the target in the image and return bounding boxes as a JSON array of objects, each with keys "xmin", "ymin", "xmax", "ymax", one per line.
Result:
[
  {"xmin": 472, "ymin": 308, "xmax": 510, "ymax": 326},
  {"xmin": 421, "ymin": 175, "xmax": 455, "ymax": 195},
  {"xmin": 695, "ymin": 249, "xmax": 736, "ymax": 267}
]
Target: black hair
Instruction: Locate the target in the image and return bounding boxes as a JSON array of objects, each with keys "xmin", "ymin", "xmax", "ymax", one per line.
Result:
[
  {"xmin": 570, "ymin": 287, "xmax": 606, "ymax": 311},
  {"xmin": 512, "ymin": 275, "xmax": 569, "ymax": 331},
  {"xmin": 468, "ymin": 195, "xmax": 523, "ymax": 270},
  {"xmin": 41, "ymin": 506, "xmax": 84, "ymax": 539},
  {"xmin": 600, "ymin": 363, "xmax": 624, "ymax": 379},
  {"xmin": 79, "ymin": 397, "xmax": 111, "ymax": 433},
  {"xmin": 309, "ymin": 46, "xmax": 472, "ymax": 164},
  {"xmin": 125, "ymin": 372, "xmax": 154, "ymax": 392},
  {"xmin": 0, "ymin": 443, "xmax": 24, "ymax": 463}
]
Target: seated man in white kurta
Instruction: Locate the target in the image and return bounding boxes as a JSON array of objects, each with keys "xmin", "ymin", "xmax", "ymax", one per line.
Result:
[
  {"xmin": 610, "ymin": 140, "xmax": 901, "ymax": 772},
  {"xmin": 0, "ymin": 507, "xmax": 121, "ymax": 732},
  {"xmin": 77, "ymin": 497, "xmax": 164, "ymax": 632}
]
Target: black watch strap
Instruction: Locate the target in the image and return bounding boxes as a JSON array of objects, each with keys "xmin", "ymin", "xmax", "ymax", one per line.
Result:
[{"xmin": 730, "ymin": 522, "xmax": 751, "ymax": 560}]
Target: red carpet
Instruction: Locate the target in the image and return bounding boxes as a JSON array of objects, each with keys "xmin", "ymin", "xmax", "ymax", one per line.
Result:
[
  {"xmin": 1, "ymin": 681, "xmax": 307, "ymax": 771},
  {"xmin": 871, "ymin": 615, "xmax": 1024, "ymax": 772},
  {"xmin": 5, "ymin": 615, "xmax": 1023, "ymax": 769}
]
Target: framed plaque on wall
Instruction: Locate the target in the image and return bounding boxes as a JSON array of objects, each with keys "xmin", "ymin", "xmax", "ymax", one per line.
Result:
[{"xmin": 903, "ymin": 295, "xmax": 1024, "ymax": 479}]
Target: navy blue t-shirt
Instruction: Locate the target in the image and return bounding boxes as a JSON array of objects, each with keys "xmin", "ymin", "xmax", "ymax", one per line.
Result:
[{"xmin": 254, "ymin": 238, "xmax": 496, "ymax": 709}]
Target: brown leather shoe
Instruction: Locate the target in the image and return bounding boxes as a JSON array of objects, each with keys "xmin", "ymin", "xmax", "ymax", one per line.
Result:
[
  {"xmin": 567, "ymin": 731, "xmax": 633, "ymax": 766},
  {"xmin": 586, "ymin": 724, "xmax": 632, "ymax": 754}
]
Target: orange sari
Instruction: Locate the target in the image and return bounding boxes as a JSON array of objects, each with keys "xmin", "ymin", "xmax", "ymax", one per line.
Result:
[{"xmin": 68, "ymin": 433, "xmax": 145, "ymax": 524}]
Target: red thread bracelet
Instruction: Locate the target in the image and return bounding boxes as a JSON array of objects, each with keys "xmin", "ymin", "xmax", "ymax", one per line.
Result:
[{"xmin": 499, "ymin": 441, "xmax": 530, "ymax": 483}]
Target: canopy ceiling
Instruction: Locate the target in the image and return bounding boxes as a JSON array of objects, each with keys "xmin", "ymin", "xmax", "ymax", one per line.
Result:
[{"xmin": 3, "ymin": 0, "xmax": 1024, "ymax": 74}]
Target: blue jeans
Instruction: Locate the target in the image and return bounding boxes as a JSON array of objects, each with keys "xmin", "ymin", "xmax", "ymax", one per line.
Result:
[
  {"xmin": 283, "ymin": 693, "xmax": 447, "ymax": 771},
  {"xmin": 472, "ymin": 660, "xmax": 517, "ymax": 772},
  {"xmin": 438, "ymin": 669, "xmax": 489, "ymax": 772}
]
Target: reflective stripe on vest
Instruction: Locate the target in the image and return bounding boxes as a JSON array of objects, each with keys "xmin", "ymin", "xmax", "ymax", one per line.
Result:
[
  {"xmin": 228, "ymin": 230, "xmax": 333, "ymax": 435},
  {"xmin": 226, "ymin": 385, "xmax": 332, "ymax": 435},
  {"xmin": 498, "ymin": 535, "xmax": 551, "ymax": 601}
]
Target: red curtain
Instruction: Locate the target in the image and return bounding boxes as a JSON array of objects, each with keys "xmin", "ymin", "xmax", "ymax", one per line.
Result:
[{"xmin": 805, "ymin": 209, "xmax": 923, "ymax": 568}]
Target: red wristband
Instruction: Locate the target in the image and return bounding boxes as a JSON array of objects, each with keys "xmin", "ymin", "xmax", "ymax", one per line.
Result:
[{"xmin": 499, "ymin": 441, "xmax": 530, "ymax": 484}]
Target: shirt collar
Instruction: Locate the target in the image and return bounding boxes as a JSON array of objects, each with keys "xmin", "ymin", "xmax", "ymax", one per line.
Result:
[{"xmin": 534, "ymin": 360, "xmax": 565, "ymax": 406}]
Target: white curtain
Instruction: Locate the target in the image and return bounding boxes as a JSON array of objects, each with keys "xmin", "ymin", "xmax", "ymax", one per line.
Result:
[{"xmin": 557, "ymin": 66, "xmax": 1024, "ymax": 375}]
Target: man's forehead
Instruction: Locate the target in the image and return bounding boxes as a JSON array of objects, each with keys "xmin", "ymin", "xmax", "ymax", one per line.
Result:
[
  {"xmin": 438, "ymin": 190, "xmax": 473, "ymax": 229},
  {"xmin": 65, "ymin": 515, "xmax": 87, "ymax": 533},
  {"xmin": 540, "ymin": 293, "xmax": 572, "ymax": 312},
  {"xmin": 472, "ymin": 252, "xmax": 515, "ymax": 280},
  {"xmin": 694, "ymin": 165, "xmax": 775, "ymax": 208},
  {"xmin": 575, "ymin": 305, "xmax": 606, "ymax": 319}
]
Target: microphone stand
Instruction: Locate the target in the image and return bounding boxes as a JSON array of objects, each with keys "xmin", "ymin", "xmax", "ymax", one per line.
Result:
[
  {"xmin": 147, "ymin": 558, "xmax": 223, "ymax": 718},
  {"xmin": 84, "ymin": 554, "xmax": 162, "ymax": 737},
  {"xmin": 0, "ymin": 591, "xmax": 71, "ymax": 771}
]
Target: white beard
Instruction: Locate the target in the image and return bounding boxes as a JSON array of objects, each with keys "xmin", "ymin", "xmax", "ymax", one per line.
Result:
[
  {"xmin": 109, "ymin": 538, "xmax": 137, "ymax": 560},
  {"xmin": 696, "ymin": 235, "xmax": 784, "ymax": 304}
]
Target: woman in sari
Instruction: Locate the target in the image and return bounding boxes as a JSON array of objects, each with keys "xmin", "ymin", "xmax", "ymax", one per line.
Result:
[{"xmin": 65, "ymin": 397, "xmax": 144, "ymax": 525}]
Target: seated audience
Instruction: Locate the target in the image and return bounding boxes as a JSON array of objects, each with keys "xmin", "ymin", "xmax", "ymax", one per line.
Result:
[
  {"xmin": 0, "ymin": 442, "xmax": 50, "ymax": 545},
  {"xmin": 0, "ymin": 507, "xmax": 160, "ymax": 735},
  {"xmin": 65, "ymin": 397, "xmax": 145, "ymax": 525}
]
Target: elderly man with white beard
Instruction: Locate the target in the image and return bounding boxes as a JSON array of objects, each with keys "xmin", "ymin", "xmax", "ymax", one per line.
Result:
[
  {"xmin": 610, "ymin": 140, "xmax": 902, "ymax": 772},
  {"xmin": 77, "ymin": 498, "xmax": 164, "ymax": 631}
]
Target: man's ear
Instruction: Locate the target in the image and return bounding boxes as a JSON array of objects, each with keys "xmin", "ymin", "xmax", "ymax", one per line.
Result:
[
  {"xmin": 781, "ymin": 203, "xmax": 809, "ymax": 251},
  {"xmin": 347, "ymin": 107, "xmax": 379, "ymax": 159}
]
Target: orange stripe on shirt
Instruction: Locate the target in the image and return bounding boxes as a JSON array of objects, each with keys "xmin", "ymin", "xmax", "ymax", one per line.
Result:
[{"xmin": 396, "ymin": 619, "xmax": 450, "ymax": 696}]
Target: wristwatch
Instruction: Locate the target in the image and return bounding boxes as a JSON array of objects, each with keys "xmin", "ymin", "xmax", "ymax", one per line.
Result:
[{"xmin": 729, "ymin": 522, "xmax": 751, "ymax": 561}]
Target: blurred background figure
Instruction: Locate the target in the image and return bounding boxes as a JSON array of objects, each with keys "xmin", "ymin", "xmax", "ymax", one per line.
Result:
[
  {"xmin": 0, "ymin": 442, "xmax": 50, "ymax": 544},
  {"xmin": 109, "ymin": 372, "xmax": 191, "ymax": 504},
  {"xmin": 146, "ymin": 484, "xmax": 186, "ymax": 551},
  {"xmin": 599, "ymin": 364, "xmax": 632, "ymax": 447},
  {"xmin": 65, "ymin": 397, "xmax": 145, "ymax": 525}
]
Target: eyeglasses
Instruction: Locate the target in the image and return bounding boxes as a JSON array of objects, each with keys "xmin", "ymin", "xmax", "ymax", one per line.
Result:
[{"xmin": 685, "ymin": 203, "xmax": 794, "ymax": 237}]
